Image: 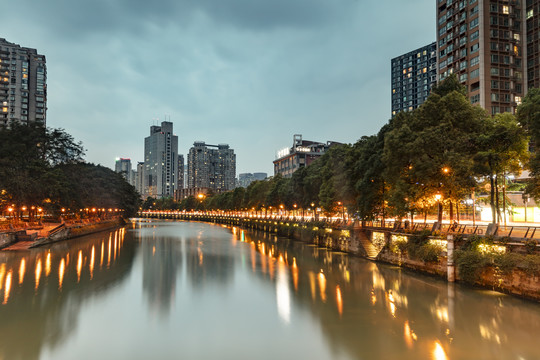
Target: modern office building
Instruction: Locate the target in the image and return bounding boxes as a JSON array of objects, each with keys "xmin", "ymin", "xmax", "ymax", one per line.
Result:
[
  {"xmin": 143, "ymin": 121, "xmax": 179, "ymax": 198},
  {"xmin": 115, "ymin": 158, "xmax": 133, "ymax": 183},
  {"xmin": 273, "ymin": 134, "xmax": 340, "ymax": 178},
  {"xmin": 436, "ymin": 0, "xmax": 525, "ymax": 115},
  {"xmin": 391, "ymin": 42, "xmax": 438, "ymax": 116},
  {"xmin": 0, "ymin": 38, "xmax": 47, "ymax": 127},
  {"xmin": 187, "ymin": 142, "xmax": 236, "ymax": 192}
]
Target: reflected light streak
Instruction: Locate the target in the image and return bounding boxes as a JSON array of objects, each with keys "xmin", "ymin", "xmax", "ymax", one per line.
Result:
[
  {"xmin": 108, "ymin": 237, "xmax": 112, "ymax": 266},
  {"xmin": 19, "ymin": 258, "xmax": 25, "ymax": 284},
  {"xmin": 45, "ymin": 252, "xmax": 51, "ymax": 276},
  {"xmin": 35, "ymin": 258, "xmax": 42, "ymax": 290},
  {"xmin": 318, "ymin": 270, "xmax": 327, "ymax": 303},
  {"xmin": 100, "ymin": 242, "xmax": 104, "ymax": 267},
  {"xmin": 308, "ymin": 272, "xmax": 316, "ymax": 301},
  {"xmin": 77, "ymin": 250, "xmax": 83, "ymax": 282},
  {"xmin": 58, "ymin": 258, "xmax": 65, "ymax": 290},
  {"xmin": 3, "ymin": 271, "xmax": 12, "ymax": 304},
  {"xmin": 292, "ymin": 258, "xmax": 298, "ymax": 291},
  {"xmin": 0, "ymin": 263, "xmax": 5, "ymax": 290},
  {"xmin": 404, "ymin": 321, "xmax": 417, "ymax": 348},
  {"xmin": 371, "ymin": 290, "xmax": 377, "ymax": 306},
  {"xmin": 153, "ymin": 246, "xmax": 156, "ymax": 256},
  {"xmin": 114, "ymin": 232, "xmax": 118, "ymax": 260},
  {"xmin": 90, "ymin": 246, "xmax": 95, "ymax": 279},
  {"xmin": 336, "ymin": 286, "xmax": 343, "ymax": 317},
  {"xmin": 276, "ymin": 262, "xmax": 291, "ymax": 324},
  {"xmin": 433, "ymin": 341, "xmax": 448, "ymax": 360}
]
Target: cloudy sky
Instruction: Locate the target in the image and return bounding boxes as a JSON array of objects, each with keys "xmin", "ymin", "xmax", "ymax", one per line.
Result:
[{"xmin": 4, "ymin": 0, "xmax": 434, "ymax": 175}]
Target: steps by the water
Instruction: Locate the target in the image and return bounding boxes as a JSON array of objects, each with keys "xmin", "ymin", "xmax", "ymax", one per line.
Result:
[
  {"xmin": 358, "ymin": 236, "xmax": 379, "ymax": 259},
  {"xmin": 3, "ymin": 241, "xmax": 35, "ymax": 251}
]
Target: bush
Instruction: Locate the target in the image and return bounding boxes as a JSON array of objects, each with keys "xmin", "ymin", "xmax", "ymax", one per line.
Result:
[
  {"xmin": 454, "ymin": 250, "xmax": 490, "ymax": 283},
  {"xmin": 416, "ymin": 243, "xmax": 442, "ymax": 263},
  {"xmin": 524, "ymin": 239, "xmax": 538, "ymax": 254},
  {"xmin": 494, "ymin": 253, "xmax": 521, "ymax": 275}
]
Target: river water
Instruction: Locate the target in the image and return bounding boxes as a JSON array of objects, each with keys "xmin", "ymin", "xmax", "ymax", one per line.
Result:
[{"xmin": 0, "ymin": 220, "xmax": 539, "ymax": 360}]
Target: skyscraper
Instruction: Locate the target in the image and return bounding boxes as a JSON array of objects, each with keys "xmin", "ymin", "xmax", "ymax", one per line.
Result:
[
  {"xmin": 115, "ymin": 158, "xmax": 132, "ymax": 183},
  {"xmin": 187, "ymin": 142, "xmax": 236, "ymax": 192},
  {"xmin": 143, "ymin": 121, "xmax": 179, "ymax": 198},
  {"xmin": 391, "ymin": 42, "xmax": 437, "ymax": 116},
  {"xmin": 436, "ymin": 0, "xmax": 524, "ymax": 114},
  {"xmin": 0, "ymin": 38, "xmax": 47, "ymax": 127}
]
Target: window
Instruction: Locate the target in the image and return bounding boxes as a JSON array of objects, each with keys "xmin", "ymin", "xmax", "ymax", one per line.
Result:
[
  {"xmin": 471, "ymin": 56, "xmax": 479, "ymax": 66},
  {"xmin": 460, "ymin": 73, "xmax": 468, "ymax": 82},
  {"xmin": 471, "ymin": 94, "xmax": 480, "ymax": 103},
  {"xmin": 471, "ymin": 69, "xmax": 480, "ymax": 78},
  {"xmin": 471, "ymin": 30, "xmax": 479, "ymax": 41},
  {"xmin": 460, "ymin": 60, "xmax": 468, "ymax": 70},
  {"xmin": 491, "ymin": 54, "xmax": 499, "ymax": 63},
  {"xmin": 491, "ymin": 93, "xmax": 500, "ymax": 101},
  {"xmin": 471, "ymin": 43, "xmax": 480, "ymax": 53},
  {"xmin": 527, "ymin": 9, "xmax": 534, "ymax": 19},
  {"xmin": 470, "ymin": 17, "xmax": 479, "ymax": 29},
  {"xmin": 491, "ymin": 80, "xmax": 499, "ymax": 89}
]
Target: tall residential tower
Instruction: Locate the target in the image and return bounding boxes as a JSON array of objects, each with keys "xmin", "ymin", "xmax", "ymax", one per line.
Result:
[
  {"xmin": 436, "ymin": 0, "xmax": 525, "ymax": 114},
  {"xmin": 391, "ymin": 42, "xmax": 438, "ymax": 116},
  {"xmin": 187, "ymin": 142, "xmax": 236, "ymax": 192},
  {"xmin": 0, "ymin": 38, "xmax": 46, "ymax": 127}
]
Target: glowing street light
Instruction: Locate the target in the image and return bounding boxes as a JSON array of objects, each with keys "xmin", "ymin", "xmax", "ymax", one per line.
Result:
[{"xmin": 435, "ymin": 194, "xmax": 442, "ymax": 223}]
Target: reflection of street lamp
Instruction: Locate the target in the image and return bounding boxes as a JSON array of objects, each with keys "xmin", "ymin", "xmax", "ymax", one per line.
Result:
[{"xmin": 435, "ymin": 194, "xmax": 442, "ymax": 223}]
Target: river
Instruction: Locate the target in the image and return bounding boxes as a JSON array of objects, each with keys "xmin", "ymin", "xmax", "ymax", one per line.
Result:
[{"xmin": 0, "ymin": 220, "xmax": 539, "ymax": 360}]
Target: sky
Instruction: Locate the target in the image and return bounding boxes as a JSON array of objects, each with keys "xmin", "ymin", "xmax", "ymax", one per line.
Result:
[{"xmin": 4, "ymin": 0, "xmax": 435, "ymax": 175}]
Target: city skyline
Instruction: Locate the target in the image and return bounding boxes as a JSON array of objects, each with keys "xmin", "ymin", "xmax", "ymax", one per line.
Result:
[{"xmin": 4, "ymin": 0, "xmax": 435, "ymax": 175}]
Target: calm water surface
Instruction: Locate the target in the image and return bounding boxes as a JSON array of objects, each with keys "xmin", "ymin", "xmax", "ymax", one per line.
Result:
[{"xmin": 0, "ymin": 220, "xmax": 539, "ymax": 360}]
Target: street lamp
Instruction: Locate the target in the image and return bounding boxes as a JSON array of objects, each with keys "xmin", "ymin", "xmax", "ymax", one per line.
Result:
[{"xmin": 435, "ymin": 194, "xmax": 442, "ymax": 223}]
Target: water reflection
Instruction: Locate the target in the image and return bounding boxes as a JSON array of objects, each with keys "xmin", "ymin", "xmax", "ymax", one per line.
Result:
[{"xmin": 0, "ymin": 221, "xmax": 539, "ymax": 360}]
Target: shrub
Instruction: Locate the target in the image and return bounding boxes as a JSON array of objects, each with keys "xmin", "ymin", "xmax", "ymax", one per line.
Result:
[
  {"xmin": 524, "ymin": 239, "xmax": 538, "ymax": 254},
  {"xmin": 416, "ymin": 243, "xmax": 442, "ymax": 263},
  {"xmin": 454, "ymin": 249, "xmax": 490, "ymax": 283}
]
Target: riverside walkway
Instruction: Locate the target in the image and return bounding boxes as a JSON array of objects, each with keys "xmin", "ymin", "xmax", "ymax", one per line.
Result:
[{"xmin": 138, "ymin": 211, "xmax": 540, "ymax": 243}]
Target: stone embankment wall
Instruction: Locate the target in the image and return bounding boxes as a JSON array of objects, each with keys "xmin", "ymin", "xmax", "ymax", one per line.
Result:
[{"xmin": 147, "ymin": 214, "xmax": 540, "ymax": 301}]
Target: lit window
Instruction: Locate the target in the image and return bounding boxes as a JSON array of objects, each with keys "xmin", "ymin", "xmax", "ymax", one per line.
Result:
[
  {"xmin": 2, "ymin": 107, "xmax": 7, "ymax": 113},
  {"xmin": 502, "ymin": 6, "xmax": 509, "ymax": 14},
  {"xmin": 527, "ymin": 9, "xmax": 534, "ymax": 19}
]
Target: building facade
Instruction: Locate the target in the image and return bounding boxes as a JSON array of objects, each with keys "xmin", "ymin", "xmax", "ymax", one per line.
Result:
[
  {"xmin": 143, "ymin": 121, "xmax": 179, "ymax": 198},
  {"xmin": 238, "ymin": 172, "xmax": 268, "ymax": 188},
  {"xmin": 391, "ymin": 42, "xmax": 438, "ymax": 116},
  {"xmin": 436, "ymin": 0, "xmax": 525, "ymax": 114},
  {"xmin": 115, "ymin": 158, "xmax": 132, "ymax": 184},
  {"xmin": 0, "ymin": 38, "xmax": 47, "ymax": 127},
  {"xmin": 273, "ymin": 134, "xmax": 339, "ymax": 178},
  {"xmin": 187, "ymin": 142, "xmax": 236, "ymax": 192}
]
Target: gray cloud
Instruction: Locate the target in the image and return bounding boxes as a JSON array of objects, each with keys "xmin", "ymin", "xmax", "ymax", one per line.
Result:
[{"xmin": 4, "ymin": 0, "xmax": 435, "ymax": 174}]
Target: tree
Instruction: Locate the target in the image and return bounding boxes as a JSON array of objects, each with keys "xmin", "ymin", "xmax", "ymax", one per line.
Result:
[
  {"xmin": 517, "ymin": 88, "xmax": 540, "ymax": 200},
  {"xmin": 383, "ymin": 75, "xmax": 487, "ymax": 222}
]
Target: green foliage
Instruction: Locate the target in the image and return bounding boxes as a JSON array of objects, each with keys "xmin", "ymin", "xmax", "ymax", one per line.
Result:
[
  {"xmin": 524, "ymin": 239, "xmax": 538, "ymax": 254},
  {"xmin": 454, "ymin": 249, "xmax": 490, "ymax": 283}
]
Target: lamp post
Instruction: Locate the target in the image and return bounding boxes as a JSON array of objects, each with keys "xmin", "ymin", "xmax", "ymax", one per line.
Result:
[{"xmin": 435, "ymin": 194, "xmax": 442, "ymax": 224}]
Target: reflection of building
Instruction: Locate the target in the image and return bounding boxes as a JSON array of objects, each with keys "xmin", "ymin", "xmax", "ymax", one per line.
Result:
[
  {"xmin": 0, "ymin": 38, "xmax": 47, "ymax": 127},
  {"xmin": 237, "ymin": 172, "xmax": 267, "ymax": 188},
  {"xmin": 273, "ymin": 134, "xmax": 340, "ymax": 177},
  {"xmin": 187, "ymin": 142, "xmax": 236, "ymax": 192},
  {"xmin": 142, "ymin": 237, "xmax": 181, "ymax": 314},
  {"xmin": 185, "ymin": 238, "xmax": 234, "ymax": 290},
  {"xmin": 143, "ymin": 121, "xmax": 179, "ymax": 198},
  {"xmin": 391, "ymin": 42, "xmax": 437, "ymax": 116}
]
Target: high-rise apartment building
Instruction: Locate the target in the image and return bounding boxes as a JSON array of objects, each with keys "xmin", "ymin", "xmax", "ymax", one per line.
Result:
[
  {"xmin": 436, "ymin": 0, "xmax": 525, "ymax": 115},
  {"xmin": 391, "ymin": 42, "xmax": 438, "ymax": 116},
  {"xmin": 187, "ymin": 142, "xmax": 236, "ymax": 192},
  {"xmin": 115, "ymin": 158, "xmax": 132, "ymax": 183},
  {"xmin": 143, "ymin": 121, "xmax": 179, "ymax": 198},
  {"xmin": 0, "ymin": 38, "xmax": 47, "ymax": 127}
]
